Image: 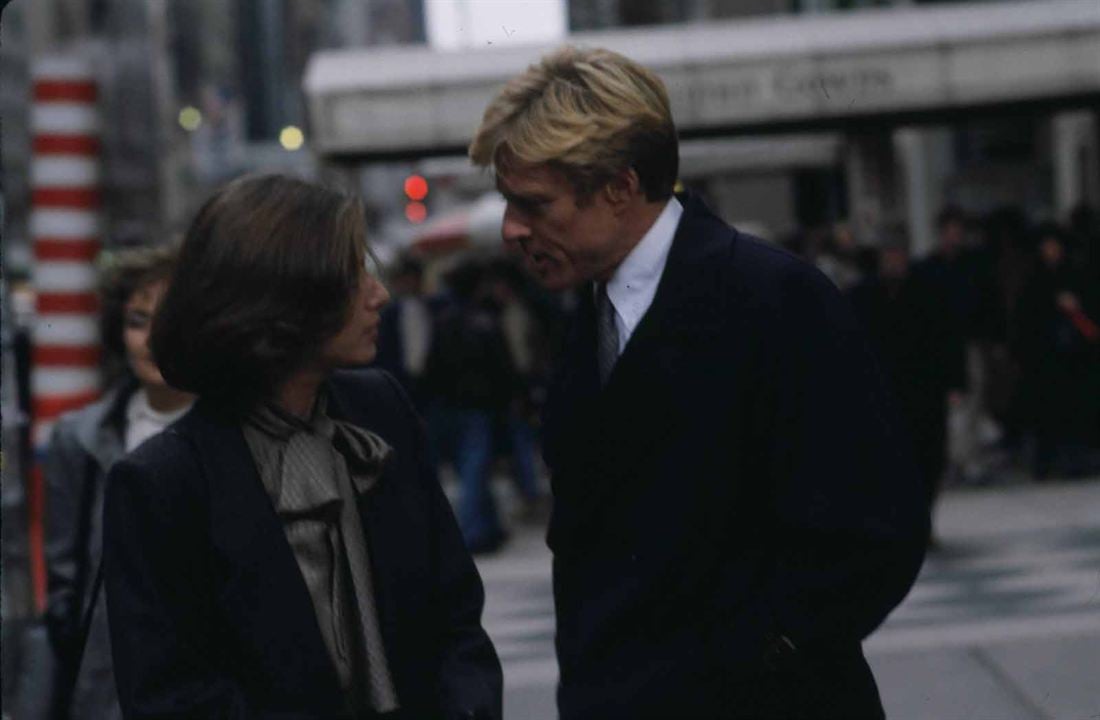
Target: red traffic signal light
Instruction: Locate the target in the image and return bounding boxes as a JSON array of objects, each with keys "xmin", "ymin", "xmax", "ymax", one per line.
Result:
[{"xmin": 404, "ymin": 174, "xmax": 428, "ymax": 201}]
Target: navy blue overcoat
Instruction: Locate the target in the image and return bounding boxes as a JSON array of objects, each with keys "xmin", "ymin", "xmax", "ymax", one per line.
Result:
[
  {"xmin": 543, "ymin": 194, "xmax": 928, "ymax": 719},
  {"xmin": 104, "ymin": 369, "xmax": 502, "ymax": 719}
]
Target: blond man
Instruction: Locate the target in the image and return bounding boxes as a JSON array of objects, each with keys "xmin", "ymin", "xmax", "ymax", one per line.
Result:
[{"xmin": 471, "ymin": 46, "xmax": 927, "ymax": 719}]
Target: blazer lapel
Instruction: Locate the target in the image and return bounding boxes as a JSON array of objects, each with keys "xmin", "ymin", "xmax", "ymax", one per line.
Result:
[
  {"xmin": 185, "ymin": 403, "xmax": 344, "ymax": 702},
  {"xmin": 324, "ymin": 386, "xmax": 401, "ymax": 645}
]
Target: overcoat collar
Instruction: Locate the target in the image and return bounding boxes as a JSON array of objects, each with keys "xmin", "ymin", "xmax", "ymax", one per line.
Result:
[{"xmin": 554, "ymin": 192, "xmax": 727, "ymax": 397}]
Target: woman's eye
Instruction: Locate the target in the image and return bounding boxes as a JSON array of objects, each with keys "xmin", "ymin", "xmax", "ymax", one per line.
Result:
[{"xmin": 125, "ymin": 313, "xmax": 150, "ymax": 329}]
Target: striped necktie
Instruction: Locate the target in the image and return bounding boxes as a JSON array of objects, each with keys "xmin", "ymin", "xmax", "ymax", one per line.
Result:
[{"xmin": 595, "ymin": 281, "xmax": 619, "ymax": 386}]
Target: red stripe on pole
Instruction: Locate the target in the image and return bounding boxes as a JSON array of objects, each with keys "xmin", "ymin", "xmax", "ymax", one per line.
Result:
[
  {"xmin": 36, "ymin": 292, "xmax": 100, "ymax": 314},
  {"xmin": 28, "ymin": 464, "xmax": 47, "ymax": 613},
  {"xmin": 32, "ymin": 135, "xmax": 100, "ymax": 155},
  {"xmin": 31, "ymin": 188, "xmax": 101, "ymax": 209},
  {"xmin": 33, "ymin": 345, "xmax": 102, "ymax": 367},
  {"xmin": 34, "ymin": 239, "xmax": 101, "ymax": 261},
  {"xmin": 33, "ymin": 80, "xmax": 97, "ymax": 103},
  {"xmin": 33, "ymin": 390, "xmax": 101, "ymax": 423}
]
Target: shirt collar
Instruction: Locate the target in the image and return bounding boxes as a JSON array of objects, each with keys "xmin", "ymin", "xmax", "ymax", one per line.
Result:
[
  {"xmin": 605, "ymin": 197, "xmax": 683, "ymax": 337},
  {"xmin": 126, "ymin": 388, "xmax": 192, "ymax": 427}
]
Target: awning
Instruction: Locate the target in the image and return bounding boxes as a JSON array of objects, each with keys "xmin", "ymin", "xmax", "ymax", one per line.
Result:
[{"xmin": 304, "ymin": 0, "xmax": 1100, "ymax": 160}]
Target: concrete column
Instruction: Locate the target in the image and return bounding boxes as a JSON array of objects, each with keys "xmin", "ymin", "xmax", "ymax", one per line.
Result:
[
  {"xmin": 1052, "ymin": 110, "xmax": 1100, "ymax": 220},
  {"xmin": 333, "ymin": 0, "xmax": 371, "ymax": 47},
  {"xmin": 895, "ymin": 126, "xmax": 954, "ymax": 259},
  {"xmin": 146, "ymin": 0, "xmax": 187, "ymax": 228}
]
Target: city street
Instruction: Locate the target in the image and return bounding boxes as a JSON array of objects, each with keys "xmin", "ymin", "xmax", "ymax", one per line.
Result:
[{"xmin": 476, "ymin": 478, "xmax": 1100, "ymax": 720}]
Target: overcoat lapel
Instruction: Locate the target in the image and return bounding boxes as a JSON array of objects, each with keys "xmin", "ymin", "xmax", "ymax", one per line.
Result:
[
  {"xmin": 545, "ymin": 194, "xmax": 735, "ymax": 555},
  {"xmin": 185, "ymin": 402, "xmax": 344, "ymax": 702},
  {"xmin": 325, "ymin": 387, "xmax": 401, "ymax": 642}
]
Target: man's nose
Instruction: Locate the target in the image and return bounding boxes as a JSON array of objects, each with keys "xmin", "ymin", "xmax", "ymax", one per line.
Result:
[{"xmin": 501, "ymin": 206, "xmax": 530, "ymax": 249}]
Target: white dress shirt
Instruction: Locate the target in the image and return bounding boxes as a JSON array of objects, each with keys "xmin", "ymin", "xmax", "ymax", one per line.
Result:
[
  {"xmin": 125, "ymin": 389, "xmax": 192, "ymax": 452},
  {"xmin": 604, "ymin": 197, "xmax": 683, "ymax": 354}
]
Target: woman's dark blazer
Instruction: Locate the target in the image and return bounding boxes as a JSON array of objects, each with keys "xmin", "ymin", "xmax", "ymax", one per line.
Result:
[{"xmin": 103, "ymin": 369, "xmax": 502, "ymax": 720}]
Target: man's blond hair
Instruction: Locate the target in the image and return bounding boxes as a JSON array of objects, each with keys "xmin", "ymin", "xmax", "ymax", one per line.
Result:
[{"xmin": 469, "ymin": 45, "xmax": 678, "ymax": 201}]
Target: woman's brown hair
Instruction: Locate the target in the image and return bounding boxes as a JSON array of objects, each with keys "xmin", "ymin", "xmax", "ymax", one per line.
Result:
[{"xmin": 150, "ymin": 174, "xmax": 367, "ymax": 411}]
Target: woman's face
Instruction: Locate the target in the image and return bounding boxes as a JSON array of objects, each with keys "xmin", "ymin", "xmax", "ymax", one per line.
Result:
[
  {"xmin": 319, "ymin": 267, "xmax": 391, "ymax": 368},
  {"xmin": 123, "ymin": 279, "xmax": 170, "ymax": 389}
]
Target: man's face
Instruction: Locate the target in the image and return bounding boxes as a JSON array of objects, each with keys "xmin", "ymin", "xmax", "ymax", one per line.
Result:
[{"xmin": 496, "ymin": 162, "xmax": 622, "ymax": 291}]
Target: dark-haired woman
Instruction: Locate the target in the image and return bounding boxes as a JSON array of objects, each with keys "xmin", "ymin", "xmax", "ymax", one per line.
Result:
[{"xmin": 103, "ymin": 174, "xmax": 502, "ymax": 719}]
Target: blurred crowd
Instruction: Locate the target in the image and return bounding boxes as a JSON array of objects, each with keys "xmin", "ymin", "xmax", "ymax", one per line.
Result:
[
  {"xmin": 783, "ymin": 203, "xmax": 1100, "ymax": 505},
  {"xmin": 370, "ymin": 254, "xmax": 570, "ymax": 554}
]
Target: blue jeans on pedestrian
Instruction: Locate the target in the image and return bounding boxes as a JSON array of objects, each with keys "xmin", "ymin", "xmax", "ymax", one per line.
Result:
[{"xmin": 437, "ymin": 407, "xmax": 503, "ymax": 550}]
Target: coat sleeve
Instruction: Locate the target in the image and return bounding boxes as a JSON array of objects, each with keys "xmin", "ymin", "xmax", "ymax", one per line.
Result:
[
  {"xmin": 381, "ymin": 372, "xmax": 504, "ymax": 720},
  {"xmin": 750, "ymin": 261, "xmax": 929, "ymax": 653},
  {"xmin": 43, "ymin": 417, "xmax": 92, "ymax": 664},
  {"xmin": 105, "ymin": 434, "xmax": 322, "ymax": 720}
]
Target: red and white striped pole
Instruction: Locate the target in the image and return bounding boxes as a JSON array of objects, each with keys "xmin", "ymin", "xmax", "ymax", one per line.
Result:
[{"xmin": 28, "ymin": 55, "xmax": 103, "ymax": 613}]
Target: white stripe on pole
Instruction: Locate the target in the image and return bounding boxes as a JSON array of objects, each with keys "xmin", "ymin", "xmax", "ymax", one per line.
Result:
[
  {"xmin": 31, "ymin": 156, "xmax": 101, "ymax": 187},
  {"xmin": 32, "ymin": 367, "xmax": 101, "ymax": 397},
  {"xmin": 33, "ymin": 315, "xmax": 101, "ymax": 346},
  {"xmin": 32, "ymin": 261, "xmax": 99, "ymax": 293},
  {"xmin": 31, "ymin": 103, "xmax": 101, "ymax": 135},
  {"xmin": 29, "ymin": 209, "xmax": 100, "ymax": 238},
  {"xmin": 31, "ymin": 56, "xmax": 93, "ymax": 81}
]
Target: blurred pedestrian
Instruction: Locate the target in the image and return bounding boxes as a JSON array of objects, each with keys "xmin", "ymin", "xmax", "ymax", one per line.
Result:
[
  {"xmin": 980, "ymin": 208, "xmax": 1036, "ymax": 451},
  {"xmin": 422, "ymin": 262, "xmax": 517, "ymax": 554},
  {"xmin": 486, "ymin": 260, "xmax": 548, "ymax": 521},
  {"xmin": 373, "ymin": 254, "xmax": 433, "ymax": 411},
  {"xmin": 914, "ymin": 207, "xmax": 973, "ymax": 400},
  {"xmin": 470, "ymin": 45, "xmax": 927, "ymax": 720},
  {"xmin": 44, "ymin": 244, "xmax": 193, "ymax": 720},
  {"xmin": 103, "ymin": 175, "xmax": 502, "ymax": 719},
  {"xmin": 1014, "ymin": 224, "xmax": 1100, "ymax": 478},
  {"xmin": 848, "ymin": 237, "xmax": 955, "ymax": 544},
  {"xmin": 814, "ymin": 221, "xmax": 864, "ymax": 292}
]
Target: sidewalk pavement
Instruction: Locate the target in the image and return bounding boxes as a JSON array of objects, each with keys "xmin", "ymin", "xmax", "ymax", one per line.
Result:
[
  {"xmin": 866, "ymin": 478, "xmax": 1100, "ymax": 720},
  {"xmin": 476, "ymin": 478, "xmax": 1100, "ymax": 720}
]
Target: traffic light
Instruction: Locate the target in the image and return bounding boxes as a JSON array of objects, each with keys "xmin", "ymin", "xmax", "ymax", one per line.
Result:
[{"xmin": 404, "ymin": 174, "xmax": 429, "ymax": 224}]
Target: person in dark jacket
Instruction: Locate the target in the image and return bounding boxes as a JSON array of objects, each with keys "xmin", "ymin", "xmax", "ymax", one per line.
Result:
[
  {"xmin": 422, "ymin": 262, "xmax": 517, "ymax": 553},
  {"xmin": 373, "ymin": 255, "xmax": 433, "ymax": 412},
  {"xmin": 103, "ymin": 174, "xmax": 502, "ymax": 720},
  {"xmin": 849, "ymin": 240, "xmax": 957, "ymax": 542},
  {"xmin": 44, "ymin": 244, "xmax": 193, "ymax": 720},
  {"xmin": 1014, "ymin": 225, "xmax": 1100, "ymax": 478},
  {"xmin": 469, "ymin": 46, "xmax": 927, "ymax": 720}
]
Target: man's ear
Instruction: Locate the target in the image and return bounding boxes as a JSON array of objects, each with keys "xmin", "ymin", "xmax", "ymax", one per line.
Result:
[{"xmin": 602, "ymin": 168, "xmax": 642, "ymax": 214}]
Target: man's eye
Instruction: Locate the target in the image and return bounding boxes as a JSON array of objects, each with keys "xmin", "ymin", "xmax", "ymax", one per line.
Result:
[{"xmin": 519, "ymin": 199, "xmax": 544, "ymax": 215}]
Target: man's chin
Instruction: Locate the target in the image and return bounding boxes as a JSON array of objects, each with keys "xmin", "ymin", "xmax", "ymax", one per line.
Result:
[{"xmin": 526, "ymin": 266, "xmax": 575, "ymax": 292}]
